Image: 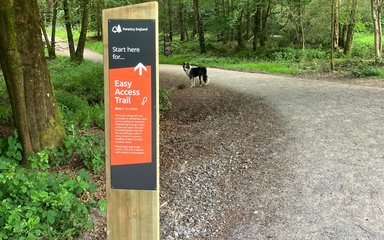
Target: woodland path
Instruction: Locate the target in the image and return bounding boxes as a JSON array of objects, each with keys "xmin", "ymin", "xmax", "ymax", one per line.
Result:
[
  {"xmin": 160, "ymin": 64, "xmax": 384, "ymax": 239},
  {"xmin": 55, "ymin": 41, "xmax": 384, "ymax": 238}
]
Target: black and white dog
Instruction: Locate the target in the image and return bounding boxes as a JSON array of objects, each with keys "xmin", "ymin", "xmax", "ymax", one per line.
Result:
[{"xmin": 182, "ymin": 62, "xmax": 210, "ymax": 87}]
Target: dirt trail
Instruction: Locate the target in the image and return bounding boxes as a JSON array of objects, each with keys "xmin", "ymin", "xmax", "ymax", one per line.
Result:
[
  {"xmin": 55, "ymin": 38, "xmax": 103, "ymax": 63},
  {"xmin": 160, "ymin": 64, "xmax": 384, "ymax": 239}
]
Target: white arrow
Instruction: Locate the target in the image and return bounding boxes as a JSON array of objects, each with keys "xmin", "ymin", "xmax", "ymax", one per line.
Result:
[{"xmin": 134, "ymin": 62, "xmax": 147, "ymax": 76}]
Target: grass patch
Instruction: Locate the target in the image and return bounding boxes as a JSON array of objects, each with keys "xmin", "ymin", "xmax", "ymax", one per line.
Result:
[
  {"xmin": 221, "ymin": 61, "xmax": 302, "ymax": 75},
  {"xmin": 0, "ymin": 57, "xmax": 105, "ymax": 128},
  {"xmin": 160, "ymin": 54, "xmax": 302, "ymax": 75},
  {"xmin": 352, "ymin": 32, "xmax": 374, "ymax": 58},
  {"xmin": 86, "ymin": 40, "xmax": 103, "ymax": 54},
  {"xmin": 48, "ymin": 57, "xmax": 104, "ymax": 129}
]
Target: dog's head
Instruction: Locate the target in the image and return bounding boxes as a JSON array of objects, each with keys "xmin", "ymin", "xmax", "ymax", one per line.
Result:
[{"xmin": 182, "ymin": 62, "xmax": 190, "ymax": 72}]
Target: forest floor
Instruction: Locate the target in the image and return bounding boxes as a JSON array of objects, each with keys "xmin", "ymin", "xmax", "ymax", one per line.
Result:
[{"xmin": 56, "ymin": 42, "xmax": 384, "ymax": 239}]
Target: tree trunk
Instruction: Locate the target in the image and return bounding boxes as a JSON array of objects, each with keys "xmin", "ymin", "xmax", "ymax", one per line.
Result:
[
  {"xmin": 299, "ymin": 0, "xmax": 305, "ymax": 50},
  {"xmin": 371, "ymin": 0, "xmax": 383, "ymax": 63},
  {"xmin": 183, "ymin": 2, "xmax": 189, "ymax": 41},
  {"xmin": 344, "ymin": 0, "xmax": 358, "ymax": 55},
  {"xmin": 333, "ymin": 0, "xmax": 340, "ymax": 52},
  {"xmin": 339, "ymin": 23, "xmax": 347, "ymax": 49},
  {"xmin": 259, "ymin": 0, "xmax": 271, "ymax": 49},
  {"xmin": 49, "ymin": 0, "xmax": 58, "ymax": 58},
  {"xmin": 0, "ymin": 0, "xmax": 65, "ymax": 160},
  {"xmin": 40, "ymin": 0, "xmax": 58, "ymax": 59},
  {"xmin": 178, "ymin": 2, "xmax": 186, "ymax": 41},
  {"xmin": 193, "ymin": 0, "xmax": 206, "ymax": 53},
  {"xmin": 168, "ymin": 0, "xmax": 173, "ymax": 41},
  {"xmin": 253, "ymin": 6, "xmax": 261, "ymax": 51},
  {"xmin": 245, "ymin": 0, "xmax": 250, "ymax": 40},
  {"xmin": 74, "ymin": 0, "xmax": 89, "ymax": 62},
  {"xmin": 63, "ymin": 0, "xmax": 76, "ymax": 60},
  {"xmin": 237, "ymin": 10, "xmax": 245, "ymax": 50}
]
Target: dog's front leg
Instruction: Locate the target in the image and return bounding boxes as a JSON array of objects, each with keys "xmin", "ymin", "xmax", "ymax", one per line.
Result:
[{"xmin": 190, "ymin": 78, "xmax": 194, "ymax": 87}]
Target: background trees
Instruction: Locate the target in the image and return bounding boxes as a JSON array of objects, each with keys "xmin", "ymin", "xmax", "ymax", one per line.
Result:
[
  {"xmin": 1, "ymin": 0, "xmax": 384, "ymax": 158},
  {"xmin": 34, "ymin": 0, "xmax": 381, "ymax": 63}
]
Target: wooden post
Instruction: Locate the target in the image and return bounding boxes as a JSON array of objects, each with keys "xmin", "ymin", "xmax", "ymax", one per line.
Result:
[{"xmin": 102, "ymin": 2, "xmax": 159, "ymax": 240}]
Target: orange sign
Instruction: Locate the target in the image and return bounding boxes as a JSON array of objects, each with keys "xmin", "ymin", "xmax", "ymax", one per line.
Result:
[{"xmin": 109, "ymin": 65, "xmax": 152, "ymax": 165}]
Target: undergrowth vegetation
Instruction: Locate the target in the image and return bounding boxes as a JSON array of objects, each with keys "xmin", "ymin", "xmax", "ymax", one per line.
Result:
[
  {"xmin": 0, "ymin": 131, "xmax": 96, "ymax": 239},
  {"xmin": 0, "ymin": 53, "xmax": 174, "ymax": 238},
  {"xmin": 159, "ymin": 32, "xmax": 384, "ymax": 77},
  {"xmin": 0, "ymin": 57, "xmax": 105, "ymax": 239}
]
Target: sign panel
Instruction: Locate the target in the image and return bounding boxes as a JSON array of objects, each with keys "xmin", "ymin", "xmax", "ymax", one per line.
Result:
[{"xmin": 108, "ymin": 19, "xmax": 157, "ymax": 190}]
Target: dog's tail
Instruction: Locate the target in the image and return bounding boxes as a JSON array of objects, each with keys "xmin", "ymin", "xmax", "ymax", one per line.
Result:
[
  {"xmin": 203, "ymin": 74, "xmax": 210, "ymax": 85},
  {"xmin": 202, "ymin": 68, "xmax": 210, "ymax": 85}
]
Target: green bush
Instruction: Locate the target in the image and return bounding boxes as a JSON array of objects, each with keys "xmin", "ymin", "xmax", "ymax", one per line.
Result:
[
  {"xmin": 272, "ymin": 48, "xmax": 327, "ymax": 62},
  {"xmin": 0, "ymin": 73, "xmax": 12, "ymax": 125},
  {"xmin": 56, "ymin": 91, "xmax": 104, "ymax": 129},
  {"xmin": 159, "ymin": 89, "xmax": 172, "ymax": 113},
  {"xmin": 49, "ymin": 57, "xmax": 104, "ymax": 105},
  {"xmin": 53, "ymin": 127, "xmax": 105, "ymax": 174},
  {"xmin": 0, "ymin": 106, "xmax": 12, "ymax": 125},
  {"xmin": 0, "ymin": 132, "xmax": 95, "ymax": 239},
  {"xmin": 272, "ymin": 48, "xmax": 298, "ymax": 61},
  {"xmin": 352, "ymin": 65, "xmax": 381, "ymax": 77}
]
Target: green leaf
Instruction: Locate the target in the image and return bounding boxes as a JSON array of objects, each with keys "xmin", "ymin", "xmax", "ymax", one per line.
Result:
[
  {"xmin": 98, "ymin": 199, "xmax": 106, "ymax": 213},
  {"xmin": 46, "ymin": 210, "xmax": 57, "ymax": 225}
]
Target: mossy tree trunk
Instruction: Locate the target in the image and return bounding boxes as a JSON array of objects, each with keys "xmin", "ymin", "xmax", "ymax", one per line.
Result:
[
  {"xmin": 0, "ymin": 0, "xmax": 65, "ymax": 161},
  {"xmin": 344, "ymin": 0, "xmax": 358, "ymax": 55}
]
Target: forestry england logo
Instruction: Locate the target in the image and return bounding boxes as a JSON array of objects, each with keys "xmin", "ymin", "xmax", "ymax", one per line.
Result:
[{"xmin": 112, "ymin": 24, "xmax": 122, "ymax": 33}]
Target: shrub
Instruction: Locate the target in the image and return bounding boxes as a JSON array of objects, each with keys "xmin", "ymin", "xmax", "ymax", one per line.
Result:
[
  {"xmin": 56, "ymin": 91, "xmax": 104, "ymax": 129},
  {"xmin": 160, "ymin": 89, "xmax": 172, "ymax": 112},
  {"xmin": 0, "ymin": 132, "xmax": 95, "ymax": 239},
  {"xmin": 50, "ymin": 57, "xmax": 104, "ymax": 105},
  {"xmin": 53, "ymin": 127, "xmax": 105, "ymax": 174},
  {"xmin": 352, "ymin": 65, "xmax": 381, "ymax": 77}
]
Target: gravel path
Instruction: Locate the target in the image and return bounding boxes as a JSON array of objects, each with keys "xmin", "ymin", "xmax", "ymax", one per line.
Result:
[
  {"xmin": 54, "ymin": 38, "xmax": 384, "ymax": 239},
  {"xmin": 160, "ymin": 64, "xmax": 384, "ymax": 239}
]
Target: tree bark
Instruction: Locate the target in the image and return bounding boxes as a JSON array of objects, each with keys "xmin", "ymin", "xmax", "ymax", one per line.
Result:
[
  {"xmin": 371, "ymin": 0, "xmax": 383, "ymax": 63},
  {"xmin": 75, "ymin": 0, "xmax": 89, "ymax": 62},
  {"xmin": 63, "ymin": 0, "xmax": 89, "ymax": 62},
  {"xmin": 193, "ymin": 0, "xmax": 206, "ymax": 53},
  {"xmin": 245, "ymin": 0, "xmax": 250, "ymax": 40},
  {"xmin": 253, "ymin": 6, "xmax": 261, "ymax": 51},
  {"xmin": 178, "ymin": 2, "xmax": 187, "ymax": 41},
  {"xmin": 333, "ymin": 0, "xmax": 340, "ymax": 52},
  {"xmin": 339, "ymin": 23, "xmax": 347, "ymax": 49},
  {"xmin": 168, "ymin": 0, "xmax": 173, "ymax": 41},
  {"xmin": 63, "ymin": 0, "xmax": 76, "ymax": 60},
  {"xmin": 237, "ymin": 10, "xmax": 245, "ymax": 50},
  {"xmin": 344, "ymin": 0, "xmax": 358, "ymax": 55},
  {"xmin": 40, "ymin": 0, "xmax": 58, "ymax": 59},
  {"xmin": 259, "ymin": 0, "xmax": 271, "ymax": 49},
  {"xmin": 0, "ymin": 0, "xmax": 65, "ymax": 160}
]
